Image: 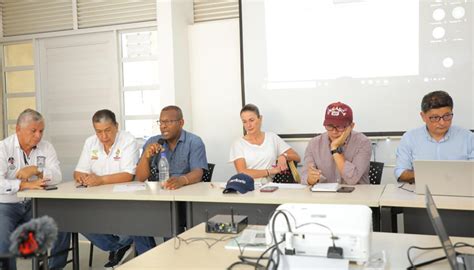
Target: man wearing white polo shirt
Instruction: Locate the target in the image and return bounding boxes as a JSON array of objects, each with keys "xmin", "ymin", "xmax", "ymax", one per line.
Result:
[
  {"xmin": 52, "ymin": 109, "xmax": 139, "ymax": 269},
  {"xmin": 0, "ymin": 109, "xmax": 64, "ymax": 270}
]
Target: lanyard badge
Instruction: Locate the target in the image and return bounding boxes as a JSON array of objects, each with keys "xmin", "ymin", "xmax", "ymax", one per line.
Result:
[{"xmin": 8, "ymin": 157, "xmax": 16, "ymax": 170}]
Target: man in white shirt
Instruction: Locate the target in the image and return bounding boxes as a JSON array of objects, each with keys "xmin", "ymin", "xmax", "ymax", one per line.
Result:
[
  {"xmin": 0, "ymin": 109, "xmax": 63, "ymax": 270},
  {"xmin": 52, "ymin": 109, "xmax": 139, "ymax": 269}
]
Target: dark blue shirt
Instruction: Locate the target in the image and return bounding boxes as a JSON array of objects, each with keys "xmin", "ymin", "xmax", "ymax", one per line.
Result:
[{"xmin": 143, "ymin": 130, "xmax": 208, "ymax": 181}]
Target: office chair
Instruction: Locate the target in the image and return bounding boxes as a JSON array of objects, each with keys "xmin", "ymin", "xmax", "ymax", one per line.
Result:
[
  {"xmin": 0, "ymin": 254, "xmax": 12, "ymax": 270},
  {"xmin": 272, "ymin": 161, "xmax": 300, "ymax": 183},
  {"xmin": 369, "ymin": 161, "xmax": 384, "ymax": 185},
  {"xmin": 89, "ymin": 241, "xmax": 94, "ymax": 267},
  {"xmin": 201, "ymin": 163, "xmax": 215, "ymax": 182},
  {"xmin": 38, "ymin": 232, "xmax": 78, "ymax": 269}
]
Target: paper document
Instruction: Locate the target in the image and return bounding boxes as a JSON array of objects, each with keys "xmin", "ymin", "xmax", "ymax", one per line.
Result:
[
  {"xmin": 311, "ymin": 183, "xmax": 340, "ymax": 192},
  {"xmin": 264, "ymin": 183, "xmax": 307, "ymax": 190},
  {"xmin": 225, "ymin": 227, "xmax": 268, "ymax": 252},
  {"xmin": 113, "ymin": 183, "xmax": 147, "ymax": 192}
]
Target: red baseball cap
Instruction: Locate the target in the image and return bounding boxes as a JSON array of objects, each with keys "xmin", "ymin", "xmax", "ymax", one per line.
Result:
[{"xmin": 323, "ymin": 102, "xmax": 353, "ymax": 127}]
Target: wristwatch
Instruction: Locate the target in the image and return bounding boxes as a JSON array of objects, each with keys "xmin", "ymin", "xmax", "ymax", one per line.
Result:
[
  {"xmin": 330, "ymin": 146, "xmax": 344, "ymax": 155},
  {"xmin": 282, "ymin": 153, "xmax": 288, "ymax": 159}
]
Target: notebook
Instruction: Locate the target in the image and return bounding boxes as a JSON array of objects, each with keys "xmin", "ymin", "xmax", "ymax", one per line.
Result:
[
  {"xmin": 425, "ymin": 186, "xmax": 474, "ymax": 270},
  {"xmin": 414, "ymin": 160, "xmax": 474, "ymax": 197},
  {"xmin": 311, "ymin": 183, "xmax": 340, "ymax": 192}
]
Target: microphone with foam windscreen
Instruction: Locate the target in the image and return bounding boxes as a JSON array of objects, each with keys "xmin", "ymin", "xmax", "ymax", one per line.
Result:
[{"xmin": 9, "ymin": 216, "xmax": 58, "ymax": 258}]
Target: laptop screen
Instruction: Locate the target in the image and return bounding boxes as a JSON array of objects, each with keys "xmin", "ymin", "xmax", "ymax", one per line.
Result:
[
  {"xmin": 414, "ymin": 160, "xmax": 474, "ymax": 197},
  {"xmin": 425, "ymin": 185, "xmax": 458, "ymax": 270}
]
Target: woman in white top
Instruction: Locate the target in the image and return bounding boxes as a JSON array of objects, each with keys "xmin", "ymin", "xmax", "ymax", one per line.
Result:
[{"xmin": 229, "ymin": 104, "xmax": 300, "ymax": 182}]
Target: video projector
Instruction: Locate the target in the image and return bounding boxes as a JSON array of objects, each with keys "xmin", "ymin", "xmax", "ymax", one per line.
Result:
[{"xmin": 266, "ymin": 203, "xmax": 372, "ymax": 264}]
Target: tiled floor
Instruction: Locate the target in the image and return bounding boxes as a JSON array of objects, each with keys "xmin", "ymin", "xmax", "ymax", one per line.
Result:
[{"xmin": 16, "ymin": 241, "xmax": 126, "ymax": 270}]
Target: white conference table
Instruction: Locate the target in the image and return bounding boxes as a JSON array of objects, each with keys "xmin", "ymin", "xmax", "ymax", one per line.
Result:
[
  {"xmin": 379, "ymin": 184, "xmax": 474, "ymax": 237},
  {"xmin": 172, "ymin": 182, "xmax": 385, "ymax": 231},
  {"xmin": 17, "ymin": 181, "xmax": 178, "ymax": 270},
  {"xmin": 18, "ymin": 181, "xmax": 474, "ymax": 269},
  {"xmin": 17, "ymin": 180, "xmax": 177, "ymax": 236},
  {"xmin": 118, "ymin": 223, "xmax": 474, "ymax": 270}
]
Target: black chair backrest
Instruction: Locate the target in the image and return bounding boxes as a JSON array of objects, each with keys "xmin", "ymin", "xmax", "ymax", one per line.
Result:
[
  {"xmin": 201, "ymin": 163, "xmax": 215, "ymax": 182},
  {"xmin": 0, "ymin": 254, "xmax": 12, "ymax": 270},
  {"xmin": 272, "ymin": 161, "xmax": 299, "ymax": 183},
  {"xmin": 369, "ymin": 161, "xmax": 384, "ymax": 185}
]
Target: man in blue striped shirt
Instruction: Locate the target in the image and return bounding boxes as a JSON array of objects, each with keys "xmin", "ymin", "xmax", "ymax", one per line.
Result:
[{"xmin": 395, "ymin": 91, "xmax": 474, "ymax": 183}]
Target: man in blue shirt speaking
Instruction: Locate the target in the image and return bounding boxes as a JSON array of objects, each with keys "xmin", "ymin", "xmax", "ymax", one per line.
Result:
[
  {"xmin": 135, "ymin": 105, "xmax": 208, "ymax": 188},
  {"xmin": 395, "ymin": 91, "xmax": 474, "ymax": 183},
  {"xmin": 133, "ymin": 105, "xmax": 208, "ymax": 254}
]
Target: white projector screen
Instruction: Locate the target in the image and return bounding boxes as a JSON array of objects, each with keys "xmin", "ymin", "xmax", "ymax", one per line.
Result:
[{"xmin": 241, "ymin": 0, "xmax": 474, "ymax": 136}]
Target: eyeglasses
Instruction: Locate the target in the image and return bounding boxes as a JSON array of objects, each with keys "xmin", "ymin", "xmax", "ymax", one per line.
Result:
[
  {"xmin": 324, "ymin": 125, "xmax": 347, "ymax": 132},
  {"xmin": 428, "ymin": 113, "xmax": 453, "ymax": 123},
  {"xmin": 157, "ymin": 119, "xmax": 180, "ymax": 126}
]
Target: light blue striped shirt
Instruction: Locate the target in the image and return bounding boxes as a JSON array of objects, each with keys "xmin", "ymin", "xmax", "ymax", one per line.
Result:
[{"xmin": 394, "ymin": 125, "xmax": 474, "ymax": 179}]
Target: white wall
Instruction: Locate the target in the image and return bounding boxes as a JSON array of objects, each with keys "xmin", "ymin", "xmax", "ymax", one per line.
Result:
[
  {"xmin": 188, "ymin": 19, "xmax": 243, "ymax": 181},
  {"xmin": 156, "ymin": 0, "xmax": 194, "ymax": 126},
  {"xmin": 188, "ymin": 18, "xmax": 401, "ymax": 184}
]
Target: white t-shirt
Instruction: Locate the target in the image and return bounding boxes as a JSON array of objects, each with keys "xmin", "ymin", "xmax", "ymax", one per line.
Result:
[
  {"xmin": 229, "ymin": 132, "xmax": 290, "ymax": 170},
  {"xmin": 75, "ymin": 131, "xmax": 139, "ymax": 176}
]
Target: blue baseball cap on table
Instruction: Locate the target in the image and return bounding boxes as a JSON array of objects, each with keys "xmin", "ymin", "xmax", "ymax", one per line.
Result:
[{"xmin": 223, "ymin": 173, "xmax": 254, "ymax": 194}]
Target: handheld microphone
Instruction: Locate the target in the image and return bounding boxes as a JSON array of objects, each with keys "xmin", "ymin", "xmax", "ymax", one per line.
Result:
[
  {"xmin": 157, "ymin": 138, "xmax": 165, "ymax": 147},
  {"xmin": 152, "ymin": 138, "xmax": 166, "ymax": 161},
  {"xmin": 9, "ymin": 216, "xmax": 58, "ymax": 258},
  {"xmin": 150, "ymin": 138, "xmax": 166, "ymax": 181},
  {"xmin": 152, "ymin": 138, "xmax": 166, "ymax": 158}
]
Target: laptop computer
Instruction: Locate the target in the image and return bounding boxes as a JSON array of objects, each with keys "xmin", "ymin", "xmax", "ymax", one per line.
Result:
[
  {"xmin": 425, "ymin": 186, "xmax": 474, "ymax": 270},
  {"xmin": 414, "ymin": 160, "xmax": 474, "ymax": 197}
]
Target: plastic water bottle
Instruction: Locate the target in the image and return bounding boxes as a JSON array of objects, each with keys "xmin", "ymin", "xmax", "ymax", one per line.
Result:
[{"xmin": 158, "ymin": 152, "xmax": 170, "ymax": 182}]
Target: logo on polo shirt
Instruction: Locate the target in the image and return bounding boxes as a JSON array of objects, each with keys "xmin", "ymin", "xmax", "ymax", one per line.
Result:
[
  {"xmin": 8, "ymin": 157, "xmax": 15, "ymax": 170},
  {"xmin": 91, "ymin": 150, "xmax": 98, "ymax": 160},
  {"xmin": 113, "ymin": 149, "xmax": 121, "ymax": 161}
]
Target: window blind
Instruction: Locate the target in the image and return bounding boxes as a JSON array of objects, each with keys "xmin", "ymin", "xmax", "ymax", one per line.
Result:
[
  {"xmin": 193, "ymin": 0, "xmax": 239, "ymax": 23},
  {"xmin": 77, "ymin": 0, "xmax": 156, "ymax": 29},
  {"xmin": 1, "ymin": 0, "xmax": 73, "ymax": 36}
]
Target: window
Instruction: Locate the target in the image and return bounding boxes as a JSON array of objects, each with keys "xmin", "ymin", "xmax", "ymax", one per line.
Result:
[
  {"xmin": 2, "ymin": 42, "xmax": 36, "ymax": 136},
  {"xmin": 120, "ymin": 29, "xmax": 160, "ymax": 139}
]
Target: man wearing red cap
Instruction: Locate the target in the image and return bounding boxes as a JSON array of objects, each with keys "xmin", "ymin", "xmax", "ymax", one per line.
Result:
[{"xmin": 301, "ymin": 102, "xmax": 371, "ymax": 185}]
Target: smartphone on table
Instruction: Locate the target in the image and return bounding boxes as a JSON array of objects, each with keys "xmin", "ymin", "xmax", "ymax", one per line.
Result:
[
  {"xmin": 260, "ymin": 186, "xmax": 279, "ymax": 192},
  {"xmin": 337, "ymin": 186, "xmax": 355, "ymax": 193},
  {"xmin": 44, "ymin": 185, "xmax": 58, "ymax": 191}
]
